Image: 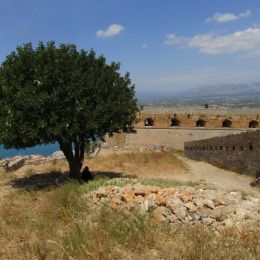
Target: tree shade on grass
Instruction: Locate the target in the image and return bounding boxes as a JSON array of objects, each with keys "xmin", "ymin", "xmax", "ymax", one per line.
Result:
[{"xmin": 0, "ymin": 41, "xmax": 139, "ymax": 179}]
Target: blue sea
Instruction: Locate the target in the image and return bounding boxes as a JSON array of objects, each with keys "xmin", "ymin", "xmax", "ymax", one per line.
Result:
[{"xmin": 0, "ymin": 143, "xmax": 60, "ymax": 158}]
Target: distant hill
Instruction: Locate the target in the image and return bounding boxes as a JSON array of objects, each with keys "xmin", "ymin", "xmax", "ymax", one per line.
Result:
[
  {"xmin": 179, "ymin": 82, "xmax": 260, "ymax": 98},
  {"xmin": 137, "ymin": 82, "xmax": 260, "ymax": 99}
]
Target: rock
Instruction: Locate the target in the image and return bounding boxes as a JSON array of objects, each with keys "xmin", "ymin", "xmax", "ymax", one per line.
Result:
[
  {"xmin": 155, "ymin": 194, "xmax": 166, "ymax": 206},
  {"xmin": 185, "ymin": 202, "xmax": 197, "ymax": 212},
  {"xmin": 134, "ymin": 185, "xmax": 147, "ymax": 196},
  {"xmin": 5, "ymin": 157, "xmax": 26, "ymax": 171},
  {"xmin": 240, "ymin": 200, "xmax": 255, "ymax": 211},
  {"xmin": 139, "ymin": 202, "xmax": 148, "ymax": 215},
  {"xmin": 51, "ymin": 150, "xmax": 65, "ymax": 159},
  {"xmin": 232, "ymin": 208, "xmax": 249, "ymax": 221},
  {"xmin": 121, "ymin": 188, "xmax": 135, "ymax": 204},
  {"xmin": 179, "ymin": 191, "xmax": 194, "ymax": 203},
  {"xmin": 174, "ymin": 207, "xmax": 187, "ymax": 220},
  {"xmin": 205, "ymin": 192, "xmax": 217, "ymax": 201},
  {"xmin": 196, "ymin": 207, "xmax": 210, "ymax": 219},
  {"xmin": 203, "ymin": 199, "xmax": 215, "ymax": 209},
  {"xmin": 210, "ymin": 205, "xmax": 236, "ymax": 222},
  {"xmin": 165, "ymin": 196, "xmax": 183, "ymax": 211},
  {"xmin": 202, "ymin": 217, "xmax": 214, "ymax": 226},
  {"xmin": 167, "ymin": 214, "xmax": 179, "ymax": 223},
  {"xmin": 135, "ymin": 195, "xmax": 145, "ymax": 204},
  {"xmin": 139, "ymin": 196, "xmax": 157, "ymax": 214},
  {"xmin": 160, "ymin": 189, "xmax": 176, "ymax": 197},
  {"xmin": 86, "ymin": 182, "xmax": 260, "ymax": 230},
  {"xmin": 194, "ymin": 198, "xmax": 204, "ymax": 207},
  {"xmin": 213, "ymin": 199, "xmax": 226, "ymax": 207},
  {"xmin": 152, "ymin": 208, "xmax": 168, "ymax": 223},
  {"xmin": 145, "ymin": 186, "xmax": 159, "ymax": 194},
  {"xmin": 96, "ymin": 187, "xmax": 110, "ymax": 198}
]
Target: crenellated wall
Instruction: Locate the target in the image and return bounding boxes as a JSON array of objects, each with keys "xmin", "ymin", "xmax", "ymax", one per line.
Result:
[{"xmin": 184, "ymin": 131, "xmax": 260, "ymax": 176}]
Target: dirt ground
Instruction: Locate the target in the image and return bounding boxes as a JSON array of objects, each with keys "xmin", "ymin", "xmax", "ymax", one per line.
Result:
[{"xmin": 0, "ymin": 148, "xmax": 259, "ymax": 199}]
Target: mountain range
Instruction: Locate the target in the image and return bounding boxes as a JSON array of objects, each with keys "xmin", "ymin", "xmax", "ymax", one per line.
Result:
[{"xmin": 137, "ymin": 82, "xmax": 260, "ymax": 99}]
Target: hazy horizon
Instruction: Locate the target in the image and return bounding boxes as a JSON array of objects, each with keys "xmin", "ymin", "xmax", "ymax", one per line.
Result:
[{"xmin": 1, "ymin": 1, "xmax": 260, "ymax": 92}]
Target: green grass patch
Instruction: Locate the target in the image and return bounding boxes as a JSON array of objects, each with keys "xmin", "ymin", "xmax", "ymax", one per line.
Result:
[{"xmin": 140, "ymin": 178, "xmax": 199, "ymax": 188}]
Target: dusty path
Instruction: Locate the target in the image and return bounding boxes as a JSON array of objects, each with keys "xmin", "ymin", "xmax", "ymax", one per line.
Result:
[{"xmin": 177, "ymin": 155, "xmax": 260, "ymax": 196}]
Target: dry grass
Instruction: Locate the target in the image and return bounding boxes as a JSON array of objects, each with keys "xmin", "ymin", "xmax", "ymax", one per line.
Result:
[
  {"xmin": 0, "ymin": 151, "xmax": 259, "ymax": 259},
  {"xmin": 87, "ymin": 151, "xmax": 187, "ymax": 179},
  {"xmin": 0, "ymin": 179, "xmax": 260, "ymax": 259}
]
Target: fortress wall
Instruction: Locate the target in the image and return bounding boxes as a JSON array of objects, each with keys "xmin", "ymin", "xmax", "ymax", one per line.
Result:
[
  {"xmin": 135, "ymin": 113, "xmax": 260, "ymax": 129},
  {"xmin": 105, "ymin": 109, "xmax": 260, "ymax": 151},
  {"xmin": 184, "ymin": 131, "xmax": 260, "ymax": 176},
  {"xmin": 106, "ymin": 128, "xmax": 249, "ymax": 150}
]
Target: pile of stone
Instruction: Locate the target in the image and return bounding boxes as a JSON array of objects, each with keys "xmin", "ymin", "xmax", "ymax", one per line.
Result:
[
  {"xmin": 86, "ymin": 181, "xmax": 260, "ymax": 231},
  {"xmin": 0, "ymin": 151, "xmax": 66, "ymax": 171}
]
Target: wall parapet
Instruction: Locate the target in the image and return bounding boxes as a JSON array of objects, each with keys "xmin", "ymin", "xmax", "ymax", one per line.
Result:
[
  {"xmin": 184, "ymin": 130, "xmax": 260, "ymax": 176},
  {"xmin": 136, "ymin": 110, "xmax": 260, "ymax": 129}
]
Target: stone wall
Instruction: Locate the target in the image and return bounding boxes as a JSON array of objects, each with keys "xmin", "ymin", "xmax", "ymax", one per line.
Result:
[
  {"xmin": 106, "ymin": 128, "xmax": 251, "ymax": 150},
  {"xmin": 135, "ymin": 108, "xmax": 260, "ymax": 129},
  {"xmin": 184, "ymin": 131, "xmax": 260, "ymax": 176}
]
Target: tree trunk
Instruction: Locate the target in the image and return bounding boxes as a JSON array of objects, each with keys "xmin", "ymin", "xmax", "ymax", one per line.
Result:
[
  {"xmin": 74, "ymin": 136, "xmax": 85, "ymax": 170},
  {"xmin": 59, "ymin": 140, "xmax": 81, "ymax": 180}
]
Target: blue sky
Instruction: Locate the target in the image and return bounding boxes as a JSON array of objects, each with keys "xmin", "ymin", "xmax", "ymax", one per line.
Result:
[{"xmin": 1, "ymin": 0, "xmax": 260, "ymax": 93}]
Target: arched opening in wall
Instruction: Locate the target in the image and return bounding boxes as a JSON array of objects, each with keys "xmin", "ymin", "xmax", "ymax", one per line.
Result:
[
  {"xmin": 171, "ymin": 118, "xmax": 181, "ymax": 127},
  {"xmin": 222, "ymin": 119, "xmax": 232, "ymax": 128},
  {"xmin": 144, "ymin": 118, "xmax": 154, "ymax": 127},
  {"xmin": 196, "ymin": 119, "xmax": 206, "ymax": 127},
  {"xmin": 249, "ymin": 120, "xmax": 259, "ymax": 128}
]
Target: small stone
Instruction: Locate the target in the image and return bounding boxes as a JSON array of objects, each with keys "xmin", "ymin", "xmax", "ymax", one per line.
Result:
[
  {"xmin": 146, "ymin": 186, "xmax": 159, "ymax": 194},
  {"xmin": 152, "ymin": 208, "xmax": 168, "ymax": 222},
  {"xmin": 174, "ymin": 207, "xmax": 187, "ymax": 220},
  {"xmin": 121, "ymin": 189, "xmax": 135, "ymax": 204},
  {"xmin": 179, "ymin": 191, "xmax": 194, "ymax": 203},
  {"xmin": 166, "ymin": 196, "xmax": 183, "ymax": 211},
  {"xmin": 210, "ymin": 205, "xmax": 236, "ymax": 221},
  {"xmin": 160, "ymin": 189, "xmax": 176, "ymax": 197},
  {"xmin": 203, "ymin": 199, "xmax": 215, "ymax": 209},
  {"xmin": 96, "ymin": 187, "xmax": 109, "ymax": 198},
  {"xmin": 196, "ymin": 207, "xmax": 210, "ymax": 218},
  {"xmin": 240, "ymin": 200, "xmax": 255, "ymax": 211},
  {"xmin": 213, "ymin": 199, "xmax": 226, "ymax": 207},
  {"xmin": 135, "ymin": 195, "xmax": 145, "ymax": 204},
  {"xmin": 202, "ymin": 217, "xmax": 214, "ymax": 226},
  {"xmin": 134, "ymin": 185, "xmax": 147, "ymax": 196},
  {"xmin": 155, "ymin": 194, "xmax": 166, "ymax": 206},
  {"xmin": 167, "ymin": 214, "xmax": 178, "ymax": 223},
  {"xmin": 185, "ymin": 202, "xmax": 197, "ymax": 212}
]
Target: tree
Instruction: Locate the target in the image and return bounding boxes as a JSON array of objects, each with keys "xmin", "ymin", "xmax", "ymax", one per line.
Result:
[{"xmin": 0, "ymin": 42, "xmax": 139, "ymax": 179}]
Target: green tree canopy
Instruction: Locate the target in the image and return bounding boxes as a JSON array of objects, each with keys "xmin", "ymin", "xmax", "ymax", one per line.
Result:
[{"xmin": 0, "ymin": 41, "xmax": 139, "ymax": 179}]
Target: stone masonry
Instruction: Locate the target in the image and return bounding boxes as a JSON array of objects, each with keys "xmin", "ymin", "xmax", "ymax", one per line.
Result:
[{"xmin": 184, "ymin": 131, "xmax": 260, "ymax": 176}]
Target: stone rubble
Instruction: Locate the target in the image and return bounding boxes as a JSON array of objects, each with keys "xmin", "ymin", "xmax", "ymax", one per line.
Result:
[
  {"xmin": 0, "ymin": 152, "xmax": 66, "ymax": 171},
  {"xmin": 86, "ymin": 180, "xmax": 260, "ymax": 231}
]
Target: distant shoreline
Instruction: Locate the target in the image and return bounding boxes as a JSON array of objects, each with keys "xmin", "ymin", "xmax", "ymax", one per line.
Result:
[{"xmin": 0, "ymin": 143, "xmax": 60, "ymax": 158}]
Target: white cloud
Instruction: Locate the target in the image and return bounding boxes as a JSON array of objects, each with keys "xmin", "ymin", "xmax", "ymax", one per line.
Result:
[
  {"xmin": 206, "ymin": 10, "xmax": 251, "ymax": 23},
  {"xmin": 164, "ymin": 27, "xmax": 260, "ymax": 56},
  {"xmin": 96, "ymin": 24, "xmax": 124, "ymax": 38},
  {"xmin": 142, "ymin": 43, "xmax": 148, "ymax": 48}
]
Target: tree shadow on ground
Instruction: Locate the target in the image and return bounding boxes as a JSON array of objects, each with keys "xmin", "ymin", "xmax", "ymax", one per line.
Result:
[
  {"xmin": 9, "ymin": 170, "xmax": 137, "ymax": 191},
  {"xmin": 9, "ymin": 171, "xmax": 69, "ymax": 191},
  {"xmin": 93, "ymin": 171, "xmax": 137, "ymax": 179}
]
